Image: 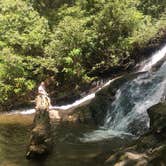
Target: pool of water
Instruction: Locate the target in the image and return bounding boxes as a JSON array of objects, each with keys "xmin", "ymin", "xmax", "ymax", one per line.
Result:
[{"xmin": 0, "ymin": 113, "xmax": 133, "ymax": 166}]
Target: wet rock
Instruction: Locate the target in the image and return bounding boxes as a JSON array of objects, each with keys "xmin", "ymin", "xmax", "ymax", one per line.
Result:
[
  {"xmin": 148, "ymin": 102, "xmax": 166, "ymax": 139},
  {"xmin": 105, "ymin": 101, "xmax": 166, "ymax": 166},
  {"xmin": 26, "ymin": 95, "xmax": 52, "ymax": 160},
  {"xmin": 49, "ymin": 81, "xmax": 118, "ymax": 125},
  {"xmin": 49, "ymin": 73, "xmax": 142, "ymax": 126}
]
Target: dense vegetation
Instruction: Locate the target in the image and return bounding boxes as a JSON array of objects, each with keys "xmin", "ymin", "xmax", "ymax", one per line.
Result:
[{"xmin": 0, "ymin": 0, "xmax": 166, "ymax": 110}]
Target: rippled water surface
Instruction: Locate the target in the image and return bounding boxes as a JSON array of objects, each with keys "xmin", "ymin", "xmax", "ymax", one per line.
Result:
[{"xmin": 0, "ymin": 114, "xmax": 132, "ymax": 166}]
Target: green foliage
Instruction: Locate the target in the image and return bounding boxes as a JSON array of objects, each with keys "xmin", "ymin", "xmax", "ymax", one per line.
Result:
[
  {"xmin": 139, "ymin": 0, "xmax": 166, "ymax": 19},
  {"xmin": 91, "ymin": 0, "xmax": 147, "ymax": 68},
  {"xmin": 45, "ymin": 11, "xmax": 96, "ymax": 81},
  {"xmin": 0, "ymin": 48, "xmax": 35, "ymax": 106},
  {"xmin": 0, "ymin": 0, "xmax": 166, "ymax": 110},
  {"xmin": 0, "ymin": 46, "xmax": 58, "ymax": 108},
  {"xmin": 0, "ymin": 0, "xmax": 49, "ymax": 54}
]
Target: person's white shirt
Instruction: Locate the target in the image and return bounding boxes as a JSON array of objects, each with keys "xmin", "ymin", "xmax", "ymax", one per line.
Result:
[{"xmin": 38, "ymin": 83, "xmax": 48, "ymax": 96}]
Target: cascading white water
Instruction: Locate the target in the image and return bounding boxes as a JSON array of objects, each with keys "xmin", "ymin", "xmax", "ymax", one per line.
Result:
[
  {"xmin": 48, "ymin": 43, "xmax": 165, "ymax": 114},
  {"xmin": 139, "ymin": 44, "xmax": 166, "ymax": 72},
  {"xmin": 50, "ymin": 77, "xmax": 120, "ymax": 110},
  {"xmin": 8, "ymin": 108, "xmax": 36, "ymax": 115},
  {"xmin": 10, "ymin": 77, "xmax": 119, "ymax": 115},
  {"xmin": 50, "ymin": 93, "xmax": 95, "ymax": 110},
  {"xmin": 81, "ymin": 44, "xmax": 166, "ymax": 142},
  {"xmin": 9, "ymin": 44, "xmax": 166, "ymax": 143}
]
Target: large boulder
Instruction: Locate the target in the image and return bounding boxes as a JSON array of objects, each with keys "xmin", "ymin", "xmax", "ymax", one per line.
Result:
[
  {"xmin": 148, "ymin": 102, "xmax": 166, "ymax": 139},
  {"xmin": 105, "ymin": 101, "xmax": 166, "ymax": 166}
]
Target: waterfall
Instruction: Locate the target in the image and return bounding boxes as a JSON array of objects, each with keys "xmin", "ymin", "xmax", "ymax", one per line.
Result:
[
  {"xmin": 139, "ymin": 44, "xmax": 166, "ymax": 72},
  {"xmin": 81, "ymin": 44, "xmax": 166, "ymax": 142},
  {"xmin": 50, "ymin": 77, "xmax": 120, "ymax": 110},
  {"xmin": 10, "ymin": 77, "xmax": 119, "ymax": 115},
  {"xmin": 9, "ymin": 44, "xmax": 166, "ymax": 142},
  {"xmin": 8, "ymin": 108, "xmax": 35, "ymax": 115},
  {"xmin": 15, "ymin": 45, "xmax": 166, "ymax": 115}
]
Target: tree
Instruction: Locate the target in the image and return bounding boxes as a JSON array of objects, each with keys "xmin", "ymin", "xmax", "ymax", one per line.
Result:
[
  {"xmin": 0, "ymin": 0, "xmax": 49, "ymax": 55},
  {"xmin": 45, "ymin": 6, "xmax": 96, "ymax": 82}
]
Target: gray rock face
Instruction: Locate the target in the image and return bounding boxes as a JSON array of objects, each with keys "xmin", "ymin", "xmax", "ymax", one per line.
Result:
[
  {"xmin": 105, "ymin": 102, "xmax": 166, "ymax": 166},
  {"xmin": 148, "ymin": 102, "xmax": 166, "ymax": 138},
  {"xmin": 26, "ymin": 95, "xmax": 52, "ymax": 159},
  {"xmin": 50, "ymin": 73, "xmax": 140, "ymax": 126}
]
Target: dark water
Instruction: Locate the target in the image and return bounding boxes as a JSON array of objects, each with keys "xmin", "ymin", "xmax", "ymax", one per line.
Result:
[{"xmin": 0, "ymin": 114, "xmax": 132, "ymax": 166}]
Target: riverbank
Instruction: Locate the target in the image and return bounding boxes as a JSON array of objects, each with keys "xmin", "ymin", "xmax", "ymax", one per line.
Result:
[{"xmin": 0, "ymin": 110, "xmax": 132, "ymax": 166}]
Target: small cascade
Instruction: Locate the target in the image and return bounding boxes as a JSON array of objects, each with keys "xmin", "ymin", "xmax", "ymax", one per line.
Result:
[
  {"xmin": 81, "ymin": 44, "xmax": 166, "ymax": 142},
  {"xmin": 139, "ymin": 44, "xmax": 166, "ymax": 72},
  {"xmin": 50, "ymin": 77, "xmax": 119, "ymax": 111},
  {"xmin": 8, "ymin": 77, "xmax": 119, "ymax": 115},
  {"xmin": 7, "ymin": 44, "xmax": 166, "ymax": 143},
  {"xmin": 10, "ymin": 45, "xmax": 166, "ymax": 116},
  {"xmin": 51, "ymin": 93, "xmax": 95, "ymax": 110},
  {"xmin": 9, "ymin": 108, "xmax": 35, "ymax": 115}
]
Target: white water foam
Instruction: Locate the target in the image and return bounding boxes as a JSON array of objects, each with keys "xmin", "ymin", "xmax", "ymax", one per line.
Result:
[
  {"xmin": 81, "ymin": 65, "xmax": 166, "ymax": 142},
  {"xmin": 7, "ymin": 44, "xmax": 166, "ymax": 124},
  {"xmin": 80, "ymin": 129, "xmax": 133, "ymax": 142},
  {"xmin": 50, "ymin": 93, "xmax": 95, "ymax": 110},
  {"xmin": 140, "ymin": 44, "xmax": 166, "ymax": 72},
  {"xmin": 81, "ymin": 44, "xmax": 166, "ymax": 142},
  {"xmin": 50, "ymin": 77, "xmax": 120, "ymax": 111},
  {"xmin": 8, "ymin": 108, "xmax": 35, "ymax": 115},
  {"xmin": 7, "ymin": 77, "xmax": 118, "ymax": 115}
]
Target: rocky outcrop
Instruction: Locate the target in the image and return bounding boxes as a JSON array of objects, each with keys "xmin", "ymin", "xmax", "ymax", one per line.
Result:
[
  {"xmin": 49, "ymin": 73, "xmax": 142, "ymax": 125},
  {"xmin": 26, "ymin": 95, "xmax": 52, "ymax": 159},
  {"xmin": 105, "ymin": 102, "xmax": 166, "ymax": 166},
  {"xmin": 49, "ymin": 76, "xmax": 124, "ymax": 124}
]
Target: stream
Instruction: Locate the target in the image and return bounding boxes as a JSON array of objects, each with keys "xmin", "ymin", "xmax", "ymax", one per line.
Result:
[
  {"xmin": 0, "ymin": 44, "xmax": 166, "ymax": 166},
  {"xmin": 0, "ymin": 114, "xmax": 131, "ymax": 166}
]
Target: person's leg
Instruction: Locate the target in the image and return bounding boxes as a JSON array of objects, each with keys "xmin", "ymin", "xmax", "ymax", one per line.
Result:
[
  {"xmin": 45, "ymin": 96, "xmax": 52, "ymax": 110},
  {"xmin": 48, "ymin": 97, "xmax": 52, "ymax": 106}
]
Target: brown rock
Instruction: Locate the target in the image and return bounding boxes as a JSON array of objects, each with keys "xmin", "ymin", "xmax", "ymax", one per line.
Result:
[{"xmin": 26, "ymin": 95, "xmax": 52, "ymax": 160}]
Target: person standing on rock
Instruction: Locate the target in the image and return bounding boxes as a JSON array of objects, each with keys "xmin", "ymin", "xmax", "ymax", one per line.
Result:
[
  {"xmin": 38, "ymin": 81, "xmax": 48, "ymax": 95},
  {"xmin": 38, "ymin": 81, "xmax": 52, "ymax": 109}
]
